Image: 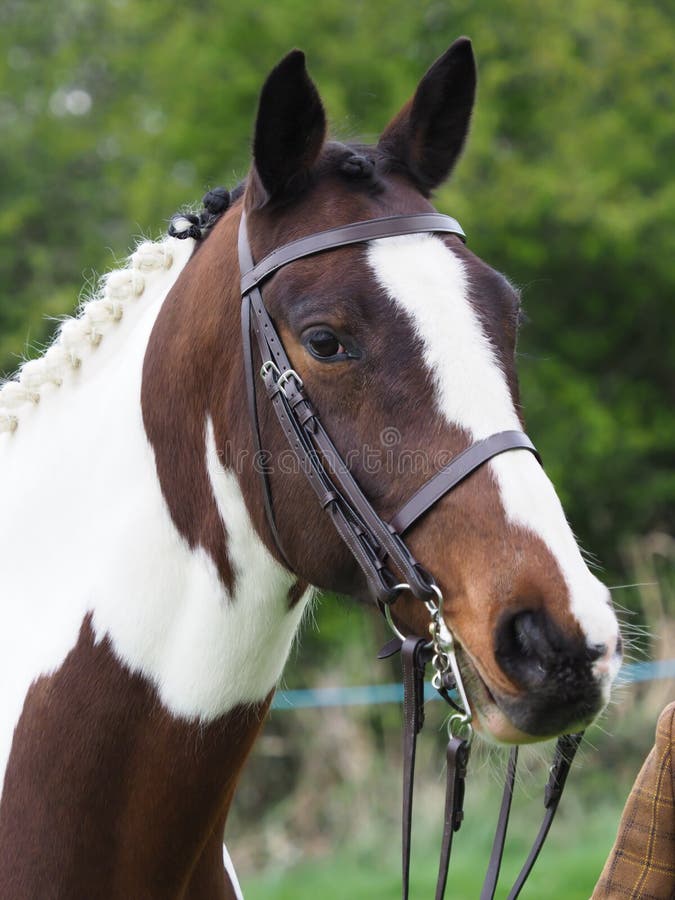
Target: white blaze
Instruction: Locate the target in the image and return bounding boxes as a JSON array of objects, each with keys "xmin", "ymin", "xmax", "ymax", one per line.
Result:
[{"xmin": 367, "ymin": 234, "xmax": 619, "ymax": 658}]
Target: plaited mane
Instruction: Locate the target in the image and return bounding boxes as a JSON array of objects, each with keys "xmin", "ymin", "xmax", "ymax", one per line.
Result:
[
  {"xmin": 0, "ymin": 186, "xmax": 245, "ymax": 436},
  {"xmin": 0, "ymin": 239, "xmax": 182, "ymax": 434},
  {"xmin": 168, "ymin": 185, "xmax": 236, "ymax": 242}
]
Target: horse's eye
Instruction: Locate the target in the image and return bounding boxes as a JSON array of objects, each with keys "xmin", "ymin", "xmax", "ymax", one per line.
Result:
[{"xmin": 307, "ymin": 330, "xmax": 347, "ymax": 360}]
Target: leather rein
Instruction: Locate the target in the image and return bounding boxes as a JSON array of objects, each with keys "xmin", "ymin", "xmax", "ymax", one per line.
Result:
[{"xmin": 238, "ymin": 209, "xmax": 583, "ymax": 899}]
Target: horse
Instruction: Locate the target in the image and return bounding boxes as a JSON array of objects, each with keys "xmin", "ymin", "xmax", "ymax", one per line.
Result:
[{"xmin": 0, "ymin": 39, "xmax": 621, "ymax": 899}]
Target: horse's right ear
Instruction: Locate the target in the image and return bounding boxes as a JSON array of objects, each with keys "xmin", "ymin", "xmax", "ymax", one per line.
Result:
[
  {"xmin": 249, "ymin": 50, "xmax": 326, "ymax": 207},
  {"xmin": 378, "ymin": 38, "xmax": 477, "ymax": 196}
]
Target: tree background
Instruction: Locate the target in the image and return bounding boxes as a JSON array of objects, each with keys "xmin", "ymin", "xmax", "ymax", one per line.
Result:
[
  {"xmin": 1, "ymin": 0, "xmax": 672, "ymax": 572},
  {"xmin": 0, "ymin": 2, "xmax": 673, "ymax": 896}
]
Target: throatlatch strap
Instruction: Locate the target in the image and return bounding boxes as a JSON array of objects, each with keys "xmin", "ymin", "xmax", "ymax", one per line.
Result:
[{"xmin": 239, "ymin": 220, "xmax": 295, "ymax": 571}]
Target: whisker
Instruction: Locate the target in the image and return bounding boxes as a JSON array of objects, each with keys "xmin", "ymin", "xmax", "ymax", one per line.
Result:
[
  {"xmin": 578, "ymin": 543, "xmax": 604, "ymax": 572},
  {"xmin": 587, "ymin": 725, "xmax": 610, "ymax": 743},
  {"xmin": 608, "ymin": 582, "xmax": 658, "ymax": 592},
  {"xmin": 610, "ymin": 599, "xmax": 641, "ymax": 615},
  {"xmin": 620, "ymin": 633, "xmax": 653, "ymax": 648}
]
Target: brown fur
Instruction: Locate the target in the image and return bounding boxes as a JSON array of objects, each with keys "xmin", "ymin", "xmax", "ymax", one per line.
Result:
[
  {"xmin": 1, "ymin": 44, "xmax": 610, "ymax": 897},
  {"xmin": 0, "ymin": 616, "xmax": 267, "ymax": 899}
]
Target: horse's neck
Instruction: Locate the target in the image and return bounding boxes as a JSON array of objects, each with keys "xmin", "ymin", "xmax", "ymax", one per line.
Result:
[
  {"xmin": 1, "ymin": 612, "xmax": 269, "ymax": 897},
  {"xmin": 0, "ymin": 233, "xmax": 311, "ymax": 861}
]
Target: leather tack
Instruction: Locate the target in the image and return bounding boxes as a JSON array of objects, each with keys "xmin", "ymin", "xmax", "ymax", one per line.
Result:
[{"xmin": 238, "ymin": 204, "xmax": 580, "ymax": 900}]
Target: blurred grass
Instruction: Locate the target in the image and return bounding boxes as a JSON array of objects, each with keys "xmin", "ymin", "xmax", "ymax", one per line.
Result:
[
  {"xmin": 240, "ymin": 757, "xmax": 628, "ymax": 899},
  {"xmin": 243, "ymin": 829, "xmax": 616, "ymax": 900},
  {"xmin": 231, "ymin": 685, "xmax": 663, "ymax": 899}
]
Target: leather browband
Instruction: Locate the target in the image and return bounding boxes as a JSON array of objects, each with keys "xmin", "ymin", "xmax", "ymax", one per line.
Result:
[{"xmin": 240, "ymin": 212, "xmax": 465, "ymax": 294}]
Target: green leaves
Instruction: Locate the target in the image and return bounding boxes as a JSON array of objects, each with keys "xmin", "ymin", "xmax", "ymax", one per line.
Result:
[{"xmin": 1, "ymin": 0, "xmax": 672, "ymax": 572}]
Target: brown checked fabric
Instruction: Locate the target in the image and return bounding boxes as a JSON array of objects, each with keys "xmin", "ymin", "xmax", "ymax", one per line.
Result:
[{"xmin": 593, "ymin": 701, "xmax": 675, "ymax": 900}]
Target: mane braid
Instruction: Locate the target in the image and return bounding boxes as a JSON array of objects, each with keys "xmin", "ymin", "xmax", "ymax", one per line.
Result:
[
  {"xmin": 0, "ymin": 237, "xmax": 182, "ymax": 434},
  {"xmin": 168, "ymin": 184, "xmax": 243, "ymax": 242}
]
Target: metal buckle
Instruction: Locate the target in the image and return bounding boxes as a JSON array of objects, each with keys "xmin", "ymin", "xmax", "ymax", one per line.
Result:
[
  {"xmin": 261, "ymin": 362, "xmax": 303, "ymax": 395},
  {"xmin": 382, "ymin": 582, "xmax": 474, "ymax": 744},
  {"xmin": 277, "ymin": 369, "xmax": 303, "ymax": 396},
  {"xmin": 260, "ymin": 362, "xmax": 303, "ymax": 397},
  {"xmin": 382, "ymin": 583, "xmax": 411, "ymax": 642},
  {"xmin": 260, "ymin": 360, "xmax": 280, "ymax": 379}
]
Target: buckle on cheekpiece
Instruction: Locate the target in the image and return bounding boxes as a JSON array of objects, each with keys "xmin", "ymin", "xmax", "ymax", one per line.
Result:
[
  {"xmin": 277, "ymin": 369, "xmax": 303, "ymax": 396},
  {"xmin": 260, "ymin": 360, "xmax": 280, "ymax": 380},
  {"xmin": 259, "ymin": 362, "xmax": 303, "ymax": 398}
]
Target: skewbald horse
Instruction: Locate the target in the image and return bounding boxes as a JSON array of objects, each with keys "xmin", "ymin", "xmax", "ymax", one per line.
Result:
[{"xmin": 0, "ymin": 40, "xmax": 621, "ymax": 898}]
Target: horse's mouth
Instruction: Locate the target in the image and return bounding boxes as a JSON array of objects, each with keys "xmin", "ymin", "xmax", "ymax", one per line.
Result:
[
  {"xmin": 455, "ymin": 646, "xmax": 547, "ymax": 745},
  {"xmin": 455, "ymin": 644, "xmax": 605, "ymax": 743}
]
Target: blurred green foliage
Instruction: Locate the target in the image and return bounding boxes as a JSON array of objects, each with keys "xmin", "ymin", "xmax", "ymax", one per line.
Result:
[{"xmin": 0, "ymin": 0, "xmax": 672, "ymax": 572}]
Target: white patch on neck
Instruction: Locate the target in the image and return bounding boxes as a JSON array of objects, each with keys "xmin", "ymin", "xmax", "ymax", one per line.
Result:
[
  {"xmin": 367, "ymin": 234, "xmax": 618, "ymax": 658},
  {"xmin": 202, "ymin": 416, "xmax": 313, "ymax": 703},
  {"xmin": 0, "ymin": 240, "xmax": 311, "ymax": 797}
]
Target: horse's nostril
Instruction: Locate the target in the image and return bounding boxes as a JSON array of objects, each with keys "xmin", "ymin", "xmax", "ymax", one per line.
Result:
[
  {"xmin": 495, "ymin": 609, "xmax": 577, "ymax": 691},
  {"xmin": 494, "ymin": 610, "xmax": 612, "ymax": 734},
  {"xmin": 499, "ymin": 610, "xmax": 556, "ymax": 663},
  {"xmin": 512, "ymin": 611, "xmax": 545, "ymax": 659},
  {"xmin": 586, "ymin": 642, "xmax": 607, "ymax": 662},
  {"xmin": 495, "ymin": 610, "xmax": 551, "ymax": 688}
]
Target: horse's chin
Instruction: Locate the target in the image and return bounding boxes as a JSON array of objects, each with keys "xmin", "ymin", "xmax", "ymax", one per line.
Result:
[{"xmin": 456, "ymin": 647, "xmax": 550, "ymax": 745}]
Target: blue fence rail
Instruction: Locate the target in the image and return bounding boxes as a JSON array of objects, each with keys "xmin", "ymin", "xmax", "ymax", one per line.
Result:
[{"xmin": 271, "ymin": 659, "xmax": 675, "ymax": 710}]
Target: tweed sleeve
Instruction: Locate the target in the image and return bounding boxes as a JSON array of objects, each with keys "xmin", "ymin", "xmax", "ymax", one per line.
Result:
[{"xmin": 592, "ymin": 701, "xmax": 675, "ymax": 899}]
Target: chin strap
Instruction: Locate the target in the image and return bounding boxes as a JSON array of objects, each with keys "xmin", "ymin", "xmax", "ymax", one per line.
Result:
[{"xmin": 383, "ymin": 636, "xmax": 584, "ymax": 900}]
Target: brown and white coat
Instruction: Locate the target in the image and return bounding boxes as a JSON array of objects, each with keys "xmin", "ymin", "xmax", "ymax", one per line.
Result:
[{"xmin": 0, "ymin": 41, "xmax": 621, "ymax": 898}]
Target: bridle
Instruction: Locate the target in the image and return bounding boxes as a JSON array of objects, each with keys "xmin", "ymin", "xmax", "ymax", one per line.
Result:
[
  {"xmin": 238, "ymin": 208, "xmax": 583, "ymax": 899},
  {"xmin": 238, "ymin": 211, "xmax": 537, "ymax": 602}
]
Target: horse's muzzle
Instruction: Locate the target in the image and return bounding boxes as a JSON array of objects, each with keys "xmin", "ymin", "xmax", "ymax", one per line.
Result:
[{"xmin": 489, "ymin": 608, "xmax": 622, "ymax": 737}]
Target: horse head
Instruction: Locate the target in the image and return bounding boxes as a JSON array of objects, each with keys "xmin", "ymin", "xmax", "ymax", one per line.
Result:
[{"xmin": 144, "ymin": 42, "xmax": 621, "ymax": 745}]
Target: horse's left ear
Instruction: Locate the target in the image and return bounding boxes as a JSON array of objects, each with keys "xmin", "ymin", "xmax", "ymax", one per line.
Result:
[
  {"xmin": 378, "ymin": 38, "xmax": 476, "ymax": 195},
  {"xmin": 250, "ymin": 49, "xmax": 326, "ymax": 206}
]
